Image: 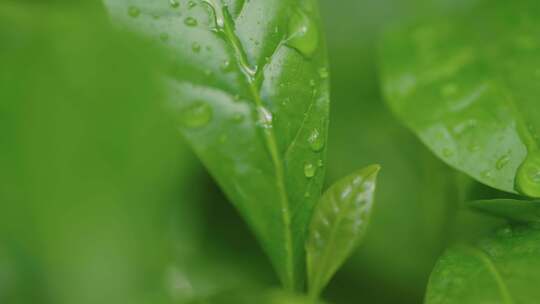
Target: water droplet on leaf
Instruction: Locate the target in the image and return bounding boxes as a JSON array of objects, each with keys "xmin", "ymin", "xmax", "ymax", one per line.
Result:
[
  {"xmin": 170, "ymin": 0, "xmax": 180, "ymax": 8},
  {"xmin": 191, "ymin": 42, "xmax": 201, "ymax": 53},
  {"xmin": 516, "ymin": 150, "xmax": 540, "ymax": 197},
  {"xmin": 159, "ymin": 32, "xmax": 169, "ymax": 42},
  {"xmin": 179, "ymin": 102, "xmax": 213, "ymax": 129},
  {"xmin": 308, "ymin": 128, "xmax": 325, "ymax": 152},
  {"xmin": 184, "ymin": 17, "xmax": 198, "ymax": 27},
  {"xmin": 257, "ymin": 106, "xmax": 273, "ymax": 129},
  {"xmin": 318, "ymin": 67, "xmax": 329, "ymax": 79},
  {"xmin": 496, "ymin": 155, "xmax": 510, "ymax": 170},
  {"xmin": 286, "ymin": 9, "xmax": 319, "ymax": 58},
  {"xmin": 128, "ymin": 6, "xmax": 141, "ymax": 18},
  {"xmin": 304, "ymin": 162, "xmax": 316, "ymax": 178}
]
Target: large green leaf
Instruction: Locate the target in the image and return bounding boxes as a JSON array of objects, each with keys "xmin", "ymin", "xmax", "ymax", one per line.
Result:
[
  {"xmin": 103, "ymin": 0, "xmax": 329, "ymax": 289},
  {"xmin": 306, "ymin": 165, "xmax": 379, "ymax": 299},
  {"xmin": 426, "ymin": 225, "xmax": 540, "ymax": 304},
  {"xmin": 379, "ymin": 0, "xmax": 540, "ymax": 197}
]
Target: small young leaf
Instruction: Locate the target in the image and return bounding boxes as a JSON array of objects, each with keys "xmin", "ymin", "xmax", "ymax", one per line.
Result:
[
  {"xmin": 470, "ymin": 199, "xmax": 540, "ymax": 223},
  {"xmin": 426, "ymin": 225, "xmax": 540, "ymax": 304},
  {"xmin": 305, "ymin": 165, "xmax": 380, "ymax": 298},
  {"xmin": 379, "ymin": 0, "xmax": 540, "ymax": 197},
  {"xmin": 103, "ymin": 0, "xmax": 330, "ymax": 290}
]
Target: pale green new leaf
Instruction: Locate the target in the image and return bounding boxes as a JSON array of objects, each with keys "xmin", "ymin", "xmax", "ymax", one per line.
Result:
[
  {"xmin": 306, "ymin": 165, "xmax": 380, "ymax": 298},
  {"xmin": 426, "ymin": 225, "xmax": 540, "ymax": 304},
  {"xmin": 103, "ymin": 0, "xmax": 330, "ymax": 290},
  {"xmin": 379, "ymin": 0, "xmax": 540, "ymax": 197}
]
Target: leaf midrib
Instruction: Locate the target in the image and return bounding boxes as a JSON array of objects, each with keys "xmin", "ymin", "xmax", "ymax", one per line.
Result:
[
  {"xmin": 463, "ymin": 245, "xmax": 515, "ymax": 304},
  {"xmin": 204, "ymin": 0, "xmax": 296, "ymax": 289}
]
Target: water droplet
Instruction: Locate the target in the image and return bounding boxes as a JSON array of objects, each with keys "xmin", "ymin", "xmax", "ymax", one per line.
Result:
[
  {"xmin": 220, "ymin": 60, "xmax": 231, "ymax": 72},
  {"xmin": 128, "ymin": 6, "xmax": 141, "ymax": 18},
  {"xmin": 304, "ymin": 162, "xmax": 316, "ymax": 178},
  {"xmin": 496, "ymin": 154, "xmax": 510, "ymax": 170},
  {"xmin": 317, "ymin": 159, "xmax": 324, "ymax": 167},
  {"xmin": 481, "ymin": 170, "xmax": 493, "ymax": 179},
  {"xmin": 159, "ymin": 32, "xmax": 169, "ymax": 42},
  {"xmin": 179, "ymin": 102, "xmax": 212, "ymax": 129},
  {"xmin": 188, "ymin": 1, "xmax": 196, "ymax": 8},
  {"xmin": 170, "ymin": 0, "xmax": 180, "ymax": 8},
  {"xmin": 468, "ymin": 143, "xmax": 480, "ymax": 152},
  {"xmin": 286, "ymin": 9, "xmax": 319, "ymax": 58},
  {"xmin": 516, "ymin": 150, "xmax": 540, "ymax": 197},
  {"xmin": 257, "ymin": 106, "xmax": 273, "ymax": 129},
  {"xmin": 318, "ymin": 67, "xmax": 329, "ymax": 79},
  {"xmin": 191, "ymin": 42, "xmax": 201, "ymax": 53},
  {"xmin": 442, "ymin": 148, "xmax": 454, "ymax": 158},
  {"xmin": 308, "ymin": 128, "xmax": 325, "ymax": 152},
  {"xmin": 184, "ymin": 17, "xmax": 198, "ymax": 27},
  {"xmin": 497, "ymin": 226, "xmax": 513, "ymax": 238},
  {"xmin": 232, "ymin": 113, "xmax": 244, "ymax": 123}
]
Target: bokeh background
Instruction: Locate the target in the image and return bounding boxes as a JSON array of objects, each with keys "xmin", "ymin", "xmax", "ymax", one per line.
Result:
[{"xmin": 1, "ymin": 0, "xmax": 510, "ymax": 303}]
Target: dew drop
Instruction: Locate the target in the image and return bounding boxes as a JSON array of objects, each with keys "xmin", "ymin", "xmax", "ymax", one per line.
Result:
[
  {"xmin": 516, "ymin": 150, "xmax": 540, "ymax": 197},
  {"xmin": 468, "ymin": 143, "xmax": 480, "ymax": 152},
  {"xmin": 318, "ymin": 67, "xmax": 329, "ymax": 79},
  {"xmin": 170, "ymin": 0, "xmax": 180, "ymax": 8},
  {"xmin": 128, "ymin": 6, "xmax": 141, "ymax": 18},
  {"xmin": 497, "ymin": 226, "xmax": 513, "ymax": 238},
  {"xmin": 179, "ymin": 102, "xmax": 212, "ymax": 129},
  {"xmin": 257, "ymin": 106, "xmax": 273, "ymax": 129},
  {"xmin": 232, "ymin": 113, "xmax": 244, "ymax": 123},
  {"xmin": 481, "ymin": 170, "xmax": 493, "ymax": 179},
  {"xmin": 191, "ymin": 42, "xmax": 201, "ymax": 53},
  {"xmin": 442, "ymin": 148, "xmax": 454, "ymax": 158},
  {"xmin": 308, "ymin": 128, "xmax": 325, "ymax": 152},
  {"xmin": 184, "ymin": 17, "xmax": 198, "ymax": 27},
  {"xmin": 286, "ymin": 9, "xmax": 319, "ymax": 58},
  {"xmin": 188, "ymin": 1, "xmax": 196, "ymax": 8},
  {"xmin": 496, "ymin": 154, "xmax": 510, "ymax": 170},
  {"xmin": 304, "ymin": 162, "xmax": 316, "ymax": 178},
  {"xmin": 220, "ymin": 60, "xmax": 232, "ymax": 72},
  {"xmin": 159, "ymin": 32, "xmax": 170, "ymax": 42}
]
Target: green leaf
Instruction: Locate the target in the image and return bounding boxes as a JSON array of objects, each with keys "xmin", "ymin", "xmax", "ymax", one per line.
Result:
[
  {"xmin": 379, "ymin": 0, "xmax": 540, "ymax": 197},
  {"xmin": 0, "ymin": 3, "xmax": 181, "ymax": 304},
  {"xmin": 426, "ymin": 225, "xmax": 540, "ymax": 304},
  {"xmin": 103, "ymin": 0, "xmax": 330, "ymax": 290},
  {"xmin": 306, "ymin": 165, "xmax": 380, "ymax": 299},
  {"xmin": 470, "ymin": 199, "xmax": 540, "ymax": 223}
]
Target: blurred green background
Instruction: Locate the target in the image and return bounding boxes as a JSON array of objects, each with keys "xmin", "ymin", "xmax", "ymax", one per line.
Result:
[{"xmin": 0, "ymin": 0, "xmax": 509, "ymax": 303}]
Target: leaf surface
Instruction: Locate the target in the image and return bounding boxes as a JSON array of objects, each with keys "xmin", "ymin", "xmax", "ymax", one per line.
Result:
[
  {"xmin": 103, "ymin": 0, "xmax": 330, "ymax": 289},
  {"xmin": 426, "ymin": 225, "xmax": 540, "ymax": 304},
  {"xmin": 379, "ymin": 0, "xmax": 540, "ymax": 197},
  {"xmin": 470, "ymin": 199, "xmax": 540, "ymax": 223},
  {"xmin": 306, "ymin": 165, "xmax": 380, "ymax": 298}
]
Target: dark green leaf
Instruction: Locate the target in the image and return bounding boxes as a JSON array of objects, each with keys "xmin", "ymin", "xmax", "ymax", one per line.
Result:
[
  {"xmin": 103, "ymin": 0, "xmax": 330, "ymax": 290},
  {"xmin": 379, "ymin": 0, "xmax": 540, "ymax": 197},
  {"xmin": 470, "ymin": 199, "xmax": 540, "ymax": 223},
  {"xmin": 306, "ymin": 165, "xmax": 380, "ymax": 299},
  {"xmin": 426, "ymin": 225, "xmax": 540, "ymax": 304}
]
